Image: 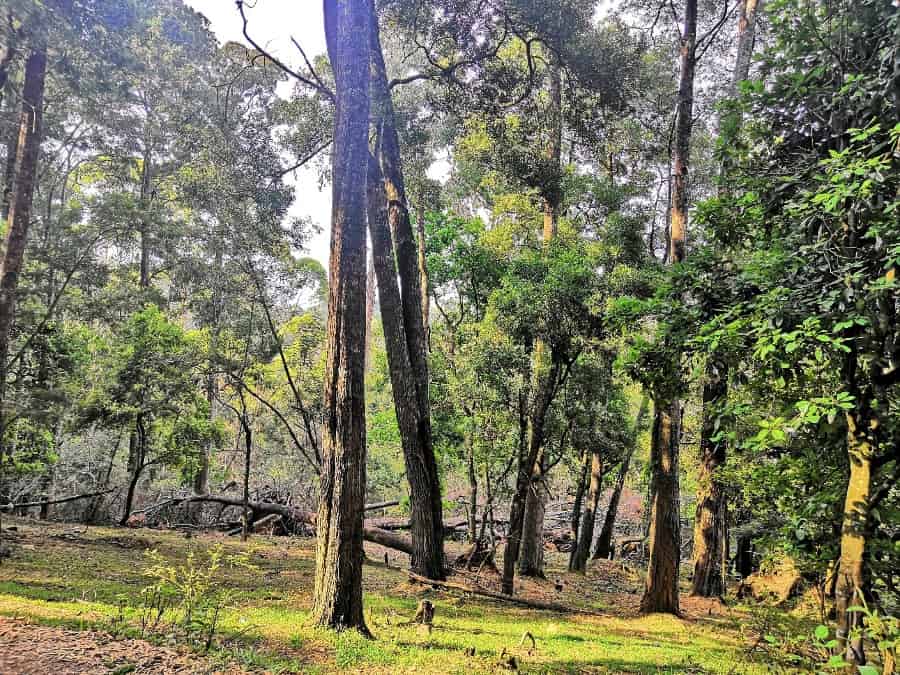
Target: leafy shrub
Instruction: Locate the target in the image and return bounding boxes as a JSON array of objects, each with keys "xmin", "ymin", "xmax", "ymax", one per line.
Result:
[{"xmin": 139, "ymin": 544, "xmax": 256, "ymax": 650}]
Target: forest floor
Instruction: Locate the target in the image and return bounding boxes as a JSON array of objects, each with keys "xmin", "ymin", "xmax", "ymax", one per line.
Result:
[{"xmin": 0, "ymin": 517, "xmax": 811, "ymax": 673}]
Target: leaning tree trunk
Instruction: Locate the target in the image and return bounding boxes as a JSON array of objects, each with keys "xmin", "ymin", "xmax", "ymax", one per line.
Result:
[
  {"xmin": 369, "ymin": 3, "xmax": 444, "ymax": 579},
  {"xmin": 595, "ymin": 396, "xmax": 649, "ymax": 560},
  {"xmin": 834, "ymin": 404, "xmax": 878, "ymax": 665},
  {"xmin": 312, "ymin": 0, "xmax": 371, "ymax": 634},
  {"xmin": 570, "ymin": 449, "xmax": 604, "ymax": 572},
  {"xmin": 367, "ymin": 152, "xmax": 444, "ymax": 580},
  {"xmin": 691, "ymin": 361, "xmax": 728, "ymax": 597},
  {"xmin": 0, "ymin": 47, "xmax": 46, "ymax": 469},
  {"xmin": 640, "ymin": 399, "xmax": 682, "ymax": 614}
]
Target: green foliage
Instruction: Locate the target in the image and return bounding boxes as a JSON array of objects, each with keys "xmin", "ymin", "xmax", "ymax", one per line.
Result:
[{"xmin": 138, "ymin": 544, "xmax": 256, "ymax": 649}]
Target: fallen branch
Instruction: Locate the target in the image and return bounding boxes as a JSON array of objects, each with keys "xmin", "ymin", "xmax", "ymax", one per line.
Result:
[
  {"xmin": 1, "ymin": 489, "xmax": 115, "ymax": 511},
  {"xmin": 162, "ymin": 494, "xmax": 415, "ymax": 555},
  {"xmin": 364, "ymin": 500, "xmax": 400, "ymax": 511},
  {"xmin": 406, "ymin": 572, "xmax": 601, "ymax": 616}
]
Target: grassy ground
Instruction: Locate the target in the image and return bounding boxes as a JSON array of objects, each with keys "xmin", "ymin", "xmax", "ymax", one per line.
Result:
[{"xmin": 0, "ymin": 518, "xmax": 794, "ymax": 673}]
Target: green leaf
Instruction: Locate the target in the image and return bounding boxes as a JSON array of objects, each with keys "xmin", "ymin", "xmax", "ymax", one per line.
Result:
[{"xmin": 814, "ymin": 624, "xmax": 829, "ymax": 640}]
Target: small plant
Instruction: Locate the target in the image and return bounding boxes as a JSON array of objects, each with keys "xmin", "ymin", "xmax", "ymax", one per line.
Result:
[
  {"xmin": 140, "ymin": 544, "xmax": 256, "ymax": 650},
  {"xmin": 743, "ymin": 599, "xmax": 898, "ymax": 674}
]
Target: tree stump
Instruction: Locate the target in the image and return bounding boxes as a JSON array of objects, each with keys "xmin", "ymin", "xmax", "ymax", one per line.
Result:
[{"xmin": 413, "ymin": 599, "xmax": 434, "ymax": 626}]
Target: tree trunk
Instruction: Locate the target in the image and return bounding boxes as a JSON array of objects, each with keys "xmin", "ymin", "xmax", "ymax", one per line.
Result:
[
  {"xmin": 669, "ymin": 0, "xmax": 696, "ymax": 266},
  {"xmin": 367, "ymin": 152, "xmax": 444, "ymax": 579},
  {"xmin": 641, "ymin": 0, "xmax": 697, "ymax": 617},
  {"xmin": 465, "ymin": 429, "xmax": 478, "ymax": 544},
  {"xmin": 312, "ymin": 0, "xmax": 371, "ymax": 635},
  {"xmin": 120, "ymin": 419, "xmax": 147, "ymax": 526},
  {"xmin": 834, "ymin": 408, "xmax": 876, "ymax": 665},
  {"xmin": 0, "ymin": 48, "xmax": 46, "ymax": 471},
  {"xmin": 138, "ymin": 146, "xmax": 152, "ymax": 289},
  {"xmin": 570, "ymin": 449, "xmax": 589, "ymax": 541},
  {"xmin": 364, "ymin": 250, "xmax": 375, "ymax": 372},
  {"xmin": 735, "ymin": 535, "xmax": 754, "ymax": 579},
  {"xmin": 369, "ymin": 4, "xmax": 444, "ymax": 579},
  {"xmin": 518, "ymin": 447, "xmax": 547, "ymax": 577},
  {"xmin": 640, "ymin": 399, "xmax": 682, "ymax": 614},
  {"xmin": 691, "ymin": 0, "xmax": 763, "ymax": 594},
  {"xmin": 731, "ymin": 0, "xmax": 763, "ymax": 95},
  {"xmin": 1, "ymin": 129, "xmax": 15, "ymax": 225},
  {"xmin": 240, "ymin": 411, "xmax": 252, "ymax": 542},
  {"xmin": 517, "ymin": 53, "xmax": 564, "ymax": 580},
  {"xmin": 502, "ymin": 359, "xmax": 560, "ymax": 595},
  {"xmin": 595, "ymin": 396, "xmax": 649, "ymax": 560},
  {"xmin": 570, "ymin": 449, "xmax": 603, "ymax": 572},
  {"xmin": 416, "ymin": 200, "xmax": 429, "ymax": 340},
  {"xmin": 691, "ymin": 361, "xmax": 728, "ymax": 597}
]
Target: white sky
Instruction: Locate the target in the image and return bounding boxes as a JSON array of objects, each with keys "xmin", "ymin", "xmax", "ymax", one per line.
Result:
[{"xmin": 185, "ymin": 0, "xmax": 332, "ymax": 265}]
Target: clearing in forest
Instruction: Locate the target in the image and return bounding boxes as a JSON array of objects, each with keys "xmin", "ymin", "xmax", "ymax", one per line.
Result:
[{"xmin": 0, "ymin": 519, "xmax": 797, "ymax": 674}]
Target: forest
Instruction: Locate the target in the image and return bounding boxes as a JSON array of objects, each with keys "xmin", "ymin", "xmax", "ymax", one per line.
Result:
[{"xmin": 0, "ymin": 0, "xmax": 896, "ymax": 672}]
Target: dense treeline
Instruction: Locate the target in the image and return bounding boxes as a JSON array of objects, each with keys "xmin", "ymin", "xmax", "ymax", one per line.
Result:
[{"xmin": 0, "ymin": 0, "xmax": 896, "ymax": 667}]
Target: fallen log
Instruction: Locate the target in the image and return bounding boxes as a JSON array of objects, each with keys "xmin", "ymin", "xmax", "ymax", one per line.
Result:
[
  {"xmin": 1, "ymin": 489, "xmax": 115, "ymax": 511},
  {"xmin": 226, "ymin": 513, "xmax": 284, "ymax": 537},
  {"xmin": 364, "ymin": 500, "xmax": 400, "ymax": 511},
  {"xmin": 165, "ymin": 494, "xmax": 414, "ymax": 555},
  {"xmin": 406, "ymin": 572, "xmax": 600, "ymax": 616}
]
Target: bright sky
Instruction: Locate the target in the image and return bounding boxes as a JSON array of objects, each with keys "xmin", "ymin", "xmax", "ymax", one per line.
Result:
[{"xmin": 185, "ymin": 0, "xmax": 332, "ymax": 265}]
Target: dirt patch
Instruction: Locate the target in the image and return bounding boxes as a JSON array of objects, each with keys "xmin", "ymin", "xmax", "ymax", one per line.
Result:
[{"xmin": 0, "ymin": 617, "xmax": 245, "ymax": 675}]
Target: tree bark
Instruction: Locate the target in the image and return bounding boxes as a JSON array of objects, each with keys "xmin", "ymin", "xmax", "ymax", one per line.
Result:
[
  {"xmin": 570, "ymin": 449, "xmax": 589, "ymax": 541},
  {"xmin": 731, "ymin": 0, "xmax": 763, "ymax": 96},
  {"xmin": 1, "ymin": 129, "xmax": 16, "ymax": 224},
  {"xmin": 0, "ymin": 48, "xmax": 46, "ymax": 472},
  {"xmin": 312, "ymin": 0, "xmax": 371, "ymax": 635},
  {"xmin": 691, "ymin": 361, "xmax": 728, "ymax": 597},
  {"xmin": 518, "ymin": 448, "xmax": 547, "ymax": 577},
  {"xmin": 138, "ymin": 145, "xmax": 152, "ymax": 289},
  {"xmin": 369, "ymin": 3, "xmax": 444, "ymax": 579},
  {"xmin": 641, "ymin": 0, "xmax": 697, "ymax": 617},
  {"xmin": 367, "ymin": 152, "xmax": 444, "ymax": 579},
  {"xmin": 570, "ymin": 449, "xmax": 603, "ymax": 572},
  {"xmin": 465, "ymin": 428, "xmax": 478, "ymax": 544},
  {"xmin": 120, "ymin": 418, "xmax": 147, "ymax": 526},
  {"xmin": 835, "ymin": 407, "xmax": 877, "ymax": 665},
  {"xmin": 640, "ymin": 399, "xmax": 682, "ymax": 614},
  {"xmin": 240, "ymin": 410, "xmax": 252, "ymax": 542},
  {"xmin": 416, "ymin": 200, "xmax": 429, "ymax": 340},
  {"xmin": 502, "ymin": 357, "xmax": 560, "ymax": 595},
  {"xmin": 364, "ymin": 250, "xmax": 375, "ymax": 372},
  {"xmin": 669, "ymin": 0, "xmax": 696, "ymax": 267},
  {"xmin": 595, "ymin": 396, "xmax": 649, "ymax": 560}
]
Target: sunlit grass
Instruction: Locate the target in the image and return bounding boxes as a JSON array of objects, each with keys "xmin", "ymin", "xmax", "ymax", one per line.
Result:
[{"xmin": 0, "ymin": 519, "xmax": 773, "ymax": 673}]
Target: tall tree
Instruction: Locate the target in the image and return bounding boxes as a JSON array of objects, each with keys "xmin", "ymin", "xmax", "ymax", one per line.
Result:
[
  {"xmin": 518, "ymin": 53, "xmax": 563, "ymax": 579},
  {"xmin": 312, "ymin": 0, "xmax": 371, "ymax": 633},
  {"xmin": 367, "ymin": 1, "xmax": 445, "ymax": 580},
  {"xmin": 691, "ymin": 0, "xmax": 764, "ymax": 599},
  {"xmin": 0, "ymin": 46, "xmax": 47, "ymax": 466},
  {"xmin": 641, "ymin": 0, "xmax": 697, "ymax": 616}
]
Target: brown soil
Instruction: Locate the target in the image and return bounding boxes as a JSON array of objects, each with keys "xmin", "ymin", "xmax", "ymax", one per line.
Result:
[{"xmin": 0, "ymin": 617, "xmax": 246, "ymax": 675}]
